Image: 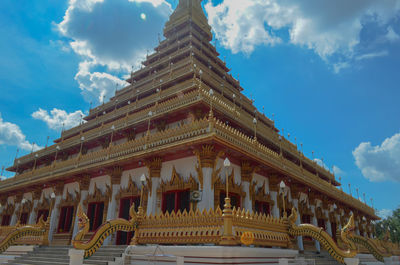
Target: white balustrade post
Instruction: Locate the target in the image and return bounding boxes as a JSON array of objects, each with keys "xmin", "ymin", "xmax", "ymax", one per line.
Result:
[
  {"xmin": 311, "ymin": 205, "xmax": 321, "ymax": 253},
  {"xmin": 344, "ymin": 258, "xmax": 359, "ymax": 265},
  {"xmin": 270, "ymin": 191, "xmax": 279, "ymax": 218},
  {"xmin": 69, "ymin": 249, "xmax": 84, "ymax": 265},
  {"xmin": 293, "ymin": 199, "xmax": 304, "ymax": 252},
  {"xmin": 28, "ymin": 200, "xmax": 39, "ymax": 224},
  {"xmin": 147, "ymin": 177, "xmax": 160, "ymax": 215},
  {"xmin": 242, "ymin": 180, "xmax": 252, "ymax": 213},
  {"xmin": 10, "ymin": 203, "xmax": 20, "ymax": 225},
  {"xmin": 197, "ymin": 167, "xmax": 214, "ymax": 211},
  {"xmin": 48, "ymin": 195, "xmax": 61, "ymax": 243}
]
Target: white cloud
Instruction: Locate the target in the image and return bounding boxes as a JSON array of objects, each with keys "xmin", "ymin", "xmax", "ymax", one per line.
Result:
[
  {"xmin": 31, "ymin": 108, "xmax": 85, "ymax": 131},
  {"xmin": 57, "ymin": 0, "xmax": 172, "ymax": 104},
  {"xmin": 377, "ymin": 208, "xmax": 393, "ymax": 219},
  {"xmin": 332, "ymin": 165, "xmax": 344, "ymax": 176},
  {"xmin": 386, "ymin": 26, "xmax": 400, "ymax": 42},
  {"xmin": 355, "ymin": 50, "xmax": 388, "ymax": 61},
  {"xmin": 353, "ymin": 132, "xmax": 400, "ymax": 182},
  {"xmin": 205, "ymin": 0, "xmax": 400, "ymax": 69},
  {"xmin": 0, "ymin": 113, "xmax": 40, "ymax": 151},
  {"xmin": 314, "ymin": 158, "xmax": 344, "ymax": 177}
]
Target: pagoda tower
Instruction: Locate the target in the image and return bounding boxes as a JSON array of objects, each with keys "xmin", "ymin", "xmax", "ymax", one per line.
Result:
[{"xmin": 0, "ymin": 0, "xmax": 377, "ymax": 250}]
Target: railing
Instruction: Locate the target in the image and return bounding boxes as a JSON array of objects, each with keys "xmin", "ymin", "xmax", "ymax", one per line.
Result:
[
  {"xmin": 0, "ymin": 216, "xmax": 49, "ymax": 253},
  {"xmin": 74, "ymin": 199, "xmax": 290, "ymax": 258},
  {"xmin": 287, "ymin": 207, "xmax": 357, "ymax": 264}
]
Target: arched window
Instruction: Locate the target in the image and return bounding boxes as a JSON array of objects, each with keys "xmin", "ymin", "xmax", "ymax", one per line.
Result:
[
  {"xmin": 213, "ymin": 170, "xmax": 245, "ymax": 210},
  {"xmin": 84, "ymin": 183, "xmax": 111, "ymax": 232},
  {"xmin": 157, "ymin": 166, "xmax": 198, "ymax": 213},
  {"xmin": 116, "ymin": 177, "xmax": 148, "ymax": 245},
  {"xmin": 250, "ymin": 181, "xmax": 274, "ymax": 215}
]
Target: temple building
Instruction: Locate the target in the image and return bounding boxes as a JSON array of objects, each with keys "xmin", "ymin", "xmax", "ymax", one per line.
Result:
[{"xmin": 0, "ymin": 0, "xmax": 379, "ymax": 259}]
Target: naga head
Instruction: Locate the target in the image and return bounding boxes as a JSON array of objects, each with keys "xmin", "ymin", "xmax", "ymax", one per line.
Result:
[
  {"xmin": 129, "ymin": 203, "xmax": 137, "ymax": 222},
  {"xmin": 342, "ymin": 214, "xmax": 355, "ymax": 234},
  {"xmin": 288, "ymin": 207, "xmax": 298, "ymax": 225},
  {"xmin": 77, "ymin": 203, "xmax": 89, "ymax": 230}
]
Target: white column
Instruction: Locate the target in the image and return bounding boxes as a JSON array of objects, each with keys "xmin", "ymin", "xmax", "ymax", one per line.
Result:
[
  {"xmin": 10, "ymin": 203, "xmax": 20, "ymax": 225},
  {"xmin": 355, "ymin": 221, "xmax": 360, "ymax": 235},
  {"xmin": 270, "ymin": 191, "xmax": 279, "ymax": 218},
  {"xmin": 326, "ymin": 210, "xmax": 333, "ymax": 237},
  {"xmin": 104, "ymin": 184, "xmax": 120, "ymax": 245},
  {"xmin": 242, "ymin": 181, "xmax": 252, "ymax": 213},
  {"xmin": 28, "ymin": 200, "xmax": 39, "ymax": 224},
  {"xmin": 72, "ymin": 190, "xmax": 88, "ymax": 239},
  {"xmin": 48, "ymin": 195, "xmax": 61, "ymax": 243},
  {"xmin": 147, "ymin": 177, "xmax": 161, "ymax": 215},
  {"xmin": 197, "ymin": 168, "xmax": 214, "ymax": 211},
  {"xmin": 311, "ymin": 205, "xmax": 321, "ymax": 253},
  {"xmin": 292, "ymin": 199, "xmax": 304, "ymax": 252}
]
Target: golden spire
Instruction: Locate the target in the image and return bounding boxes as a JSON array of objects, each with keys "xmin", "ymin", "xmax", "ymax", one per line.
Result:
[{"xmin": 164, "ymin": 0, "xmax": 212, "ymax": 40}]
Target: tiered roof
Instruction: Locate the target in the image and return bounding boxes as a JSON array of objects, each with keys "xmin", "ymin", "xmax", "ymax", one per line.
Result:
[{"xmin": 2, "ymin": 0, "xmax": 377, "ymax": 219}]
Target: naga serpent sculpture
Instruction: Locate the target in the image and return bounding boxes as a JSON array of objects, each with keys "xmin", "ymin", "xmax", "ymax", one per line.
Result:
[
  {"xmin": 288, "ymin": 207, "xmax": 357, "ymax": 264},
  {"xmin": 0, "ymin": 215, "xmax": 48, "ymax": 253},
  {"xmin": 349, "ymin": 234, "xmax": 388, "ymax": 262},
  {"xmin": 72, "ymin": 203, "xmax": 138, "ymax": 258}
]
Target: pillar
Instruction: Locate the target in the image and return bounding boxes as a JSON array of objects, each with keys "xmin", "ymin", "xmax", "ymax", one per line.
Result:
[
  {"xmin": 268, "ymin": 175, "xmax": 280, "ymax": 218},
  {"xmin": 241, "ymin": 161, "xmax": 255, "ymax": 213},
  {"xmin": 292, "ymin": 199, "xmax": 304, "ymax": 252},
  {"xmin": 326, "ymin": 210, "xmax": 333, "ymax": 237},
  {"xmin": 28, "ymin": 188, "xmax": 42, "ymax": 224},
  {"xmin": 194, "ymin": 146, "xmax": 223, "ymax": 211},
  {"xmin": 311, "ymin": 205, "xmax": 321, "ymax": 253},
  {"xmin": 72, "ymin": 175, "xmax": 90, "ymax": 240},
  {"xmin": 10, "ymin": 203, "xmax": 20, "ymax": 225},
  {"xmin": 145, "ymin": 158, "xmax": 162, "ymax": 214},
  {"xmin": 11, "ymin": 192, "xmax": 23, "ymax": 225},
  {"xmin": 48, "ymin": 182, "xmax": 64, "ymax": 243},
  {"xmin": 104, "ymin": 167, "xmax": 123, "ymax": 245}
]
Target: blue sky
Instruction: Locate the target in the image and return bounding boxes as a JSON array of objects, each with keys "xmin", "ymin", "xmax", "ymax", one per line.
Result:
[{"xmin": 0, "ymin": 0, "xmax": 399, "ymax": 218}]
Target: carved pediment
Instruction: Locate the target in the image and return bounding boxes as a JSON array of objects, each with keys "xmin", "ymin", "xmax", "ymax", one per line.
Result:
[
  {"xmin": 36, "ymin": 198, "xmax": 51, "ymax": 211},
  {"xmin": 59, "ymin": 189, "xmax": 80, "ymax": 208},
  {"xmin": 315, "ymin": 207, "xmax": 327, "ymax": 220},
  {"xmin": 158, "ymin": 166, "xmax": 198, "ymax": 193},
  {"xmin": 214, "ymin": 169, "xmax": 245, "ymax": 198},
  {"xmin": 20, "ymin": 200, "xmax": 33, "ymax": 214},
  {"xmin": 116, "ymin": 176, "xmax": 149, "ymax": 212},
  {"xmin": 2, "ymin": 203, "xmax": 15, "ymax": 215},
  {"xmin": 298, "ymin": 201, "xmax": 314, "ymax": 217},
  {"xmin": 83, "ymin": 183, "xmax": 111, "ymax": 207}
]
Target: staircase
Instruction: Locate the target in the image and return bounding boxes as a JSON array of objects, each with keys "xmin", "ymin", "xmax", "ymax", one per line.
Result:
[
  {"xmin": 298, "ymin": 251, "xmax": 342, "ymax": 265},
  {"xmin": 5, "ymin": 245, "xmax": 127, "ymax": 265}
]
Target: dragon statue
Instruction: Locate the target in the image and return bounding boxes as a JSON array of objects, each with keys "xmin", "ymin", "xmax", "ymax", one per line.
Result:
[
  {"xmin": 348, "ymin": 234, "xmax": 388, "ymax": 262},
  {"xmin": 288, "ymin": 207, "xmax": 357, "ymax": 264},
  {"xmin": 72, "ymin": 203, "xmax": 138, "ymax": 258},
  {"xmin": 0, "ymin": 215, "xmax": 49, "ymax": 253}
]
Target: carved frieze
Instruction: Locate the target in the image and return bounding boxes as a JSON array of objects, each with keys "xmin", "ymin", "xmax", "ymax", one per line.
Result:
[
  {"xmin": 146, "ymin": 157, "xmax": 162, "ymax": 179},
  {"xmin": 32, "ymin": 187, "xmax": 42, "ymax": 200},
  {"xmin": 250, "ymin": 181, "xmax": 275, "ymax": 211},
  {"xmin": 54, "ymin": 181, "xmax": 64, "ymax": 196},
  {"xmin": 240, "ymin": 161, "xmax": 259, "ymax": 183},
  {"xmin": 110, "ymin": 166, "xmax": 123, "ymax": 185},
  {"xmin": 78, "ymin": 175, "xmax": 91, "ymax": 191}
]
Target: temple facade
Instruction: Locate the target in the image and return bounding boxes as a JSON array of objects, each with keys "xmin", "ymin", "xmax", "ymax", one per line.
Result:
[{"xmin": 0, "ymin": 0, "xmax": 378, "ymax": 254}]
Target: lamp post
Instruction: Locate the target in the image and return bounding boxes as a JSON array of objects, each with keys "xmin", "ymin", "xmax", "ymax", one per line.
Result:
[
  {"xmin": 109, "ymin": 125, "xmax": 116, "ymax": 147},
  {"xmin": 147, "ymin": 111, "xmax": 153, "ymax": 138},
  {"xmin": 139, "ymin": 174, "xmax": 146, "ymax": 210},
  {"xmin": 224, "ymin": 158, "xmax": 230, "ymax": 198},
  {"xmin": 280, "ymin": 181, "xmax": 286, "ymax": 218},
  {"xmin": 220, "ymin": 157, "xmax": 236, "ymax": 245},
  {"xmin": 209, "ymin": 89, "xmax": 214, "ymax": 118},
  {"xmin": 253, "ymin": 117, "xmax": 257, "ymax": 141}
]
